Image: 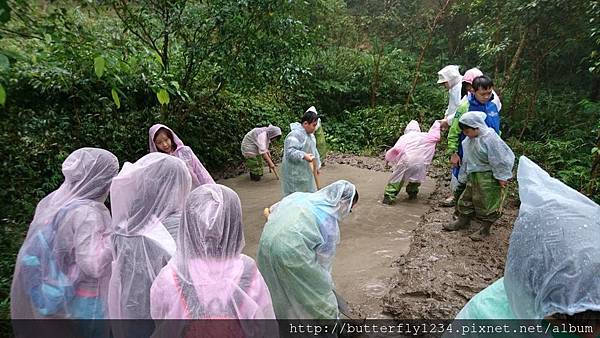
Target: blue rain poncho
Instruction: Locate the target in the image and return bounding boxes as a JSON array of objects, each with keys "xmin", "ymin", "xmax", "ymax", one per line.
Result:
[
  {"xmin": 457, "ymin": 111, "xmax": 514, "ymax": 184},
  {"xmin": 455, "ymin": 156, "xmax": 600, "ymax": 322},
  {"xmin": 257, "ymin": 180, "xmax": 356, "ymax": 319},
  {"xmin": 281, "ymin": 122, "xmax": 321, "ymax": 197}
]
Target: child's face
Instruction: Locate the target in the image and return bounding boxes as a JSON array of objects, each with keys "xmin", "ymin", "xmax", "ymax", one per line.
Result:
[
  {"xmin": 463, "ymin": 127, "xmax": 480, "ymax": 139},
  {"xmin": 154, "ymin": 131, "xmax": 173, "ymax": 153},
  {"xmin": 302, "ymin": 121, "xmax": 318, "ymax": 134},
  {"xmin": 474, "ymin": 87, "xmax": 493, "ymax": 104}
]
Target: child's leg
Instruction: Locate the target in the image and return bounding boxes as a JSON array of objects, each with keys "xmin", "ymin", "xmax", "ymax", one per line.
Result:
[
  {"xmin": 469, "ymin": 172, "xmax": 503, "ymax": 240},
  {"xmin": 443, "ymin": 179, "xmax": 473, "ymax": 231},
  {"xmin": 456, "ymin": 175, "xmax": 475, "ymax": 218},
  {"xmin": 246, "ymin": 155, "xmax": 264, "ymax": 180},
  {"xmin": 470, "ymin": 172, "xmax": 503, "ymax": 223},
  {"xmin": 383, "ymin": 181, "xmax": 404, "ymax": 204},
  {"xmin": 406, "ymin": 182, "xmax": 421, "ymax": 199}
]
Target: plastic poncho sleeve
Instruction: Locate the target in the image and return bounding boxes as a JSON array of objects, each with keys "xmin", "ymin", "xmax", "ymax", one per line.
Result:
[
  {"xmin": 72, "ymin": 207, "xmax": 113, "ymax": 279},
  {"xmin": 177, "ymin": 146, "xmax": 215, "ymax": 186},
  {"xmin": 284, "ymin": 134, "xmax": 307, "ymax": 162},
  {"xmin": 445, "ymin": 83, "xmax": 462, "ymax": 120},
  {"xmin": 256, "ymin": 132, "xmax": 269, "ymax": 155},
  {"xmin": 484, "ymin": 135, "xmax": 515, "ymax": 181},
  {"xmin": 447, "ymin": 100, "xmax": 468, "ymax": 155},
  {"xmin": 150, "ymin": 267, "xmax": 182, "ymax": 319},
  {"xmin": 425, "ymin": 120, "xmax": 442, "ymax": 144},
  {"xmin": 240, "ymin": 260, "xmax": 276, "ymax": 319}
]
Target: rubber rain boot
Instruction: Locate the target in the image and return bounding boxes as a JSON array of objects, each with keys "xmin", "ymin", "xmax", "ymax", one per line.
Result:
[
  {"xmin": 443, "ymin": 215, "xmax": 471, "ymax": 231},
  {"xmin": 469, "ymin": 222, "xmax": 493, "ymax": 241}
]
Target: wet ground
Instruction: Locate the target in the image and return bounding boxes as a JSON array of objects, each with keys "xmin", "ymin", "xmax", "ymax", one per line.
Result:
[
  {"xmin": 219, "ymin": 152, "xmax": 518, "ymax": 319},
  {"xmin": 220, "ymin": 154, "xmax": 434, "ymax": 319}
]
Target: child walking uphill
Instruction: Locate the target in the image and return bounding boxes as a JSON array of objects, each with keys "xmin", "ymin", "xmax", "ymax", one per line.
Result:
[
  {"xmin": 149, "ymin": 124, "xmax": 215, "ymax": 188},
  {"xmin": 241, "ymin": 124, "xmax": 282, "ymax": 181},
  {"xmin": 382, "ymin": 120, "xmax": 441, "ymax": 204},
  {"xmin": 281, "ymin": 109, "xmax": 320, "ymax": 197},
  {"xmin": 443, "ymin": 111, "xmax": 514, "ymax": 241}
]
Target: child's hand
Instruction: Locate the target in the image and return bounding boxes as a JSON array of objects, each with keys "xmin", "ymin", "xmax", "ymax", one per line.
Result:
[
  {"xmin": 440, "ymin": 119, "xmax": 449, "ymax": 130},
  {"xmin": 450, "ymin": 153, "xmax": 461, "ymax": 167},
  {"xmin": 498, "ymin": 180, "xmax": 508, "ymax": 188},
  {"xmin": 304, "ymin": 153, "xmax": 315, "ymax": 162}
]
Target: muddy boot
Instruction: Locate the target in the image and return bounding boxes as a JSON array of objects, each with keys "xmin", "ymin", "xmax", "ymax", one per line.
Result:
[
  {"xmin": 440, "ymin": 195, "xmax": 456, "ymax": 207},
  {"xmin": 408, "ymin": 193, "xmax": 418, "ymax": 200},
  {"xmin": 443, "ymin": 215, "xmax": 471, "ymax": 231},
  {"xmin": 469, "ymin": 222, "xmax": 492, "ymax": 241},
  {"xmin": 382, "ymin": 195, "xmax": 394, "ymax": 205},
  {"xmin": 250, "ymin": 173, "xmax": 262, "ymax": 181}
]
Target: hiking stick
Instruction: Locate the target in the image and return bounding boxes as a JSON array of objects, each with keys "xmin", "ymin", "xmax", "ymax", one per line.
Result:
[{"xmin": 309, "ymin": 160, "xmax": 321, "ymax": 190}]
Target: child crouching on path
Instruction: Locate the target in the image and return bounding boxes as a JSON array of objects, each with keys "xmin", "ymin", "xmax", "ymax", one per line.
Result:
[{"xmin": 382, "ymin": 120, "xmax": 441, "ymax": 204}]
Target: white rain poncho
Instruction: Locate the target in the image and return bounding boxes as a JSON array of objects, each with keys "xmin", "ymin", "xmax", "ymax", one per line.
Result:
[
  {"xmin": 240, "ymin": 125, "xmax": 282, "ymax": 158},
  {"xmin": 438, "ymin": 65, "xmax": 463, "ymax": 122},
  {"xmin": 385, "ymin": 120, "xmax": 441, "ymax": 184},
  {"xmin": 149, "ymin": 124, "xmax": 215, "ymax": 188},
  {"xmin": 11, "ymin": 148, "xmax": 119, "ymax": 321},
  {"xmin": 457, "ymin": 111, "xmax": 514, "ymax": 184},
  {"xmin": 257, "ymin": 180, "xmax": 356, "ymax": 319},
  {"xmin": 281, "ymin": 122, "xmax": 321, "ymax": 197},
  {"xmin": 108, "ymin": 153, "xmax": 191, "ymax": 322},
  {"xmin": 505, "ymin": 156, "xmax": 600, "ymax": 319},
  {"xmin": 150, "ymin": 184, "xmax": 275, "ymax": 337}
]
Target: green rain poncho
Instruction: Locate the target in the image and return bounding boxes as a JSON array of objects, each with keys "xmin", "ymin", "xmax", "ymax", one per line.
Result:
[
  {"xmin": 281, "ymin": 122, "xmax": 321, "ymax": 197},
  {"xmin": 257, "ymin": 180, "xmax": 356, "ymax": 319}
]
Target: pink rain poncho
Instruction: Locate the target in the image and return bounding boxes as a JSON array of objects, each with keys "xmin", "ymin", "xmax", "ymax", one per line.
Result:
[
  {"xmin": 149, "ymin": 124, "xmax": 215, "ymax": 188},
  {"xmin": 108, "ymin": 153, "xmax": 192, "ymax": 323},
  {"xmin": 240, "ymin": 125, "xmax": 282, "ymax": 158},
  {"xmin": 150, "ymin": 184, "xmax": 275, "ymax": 336},
  {"xmin": 385, "ymin": 120, "xmax": 441, "ymax": 184},
  {"xmin": 11, "ymin": 148, "xmax": 119, "ymax": 321}
]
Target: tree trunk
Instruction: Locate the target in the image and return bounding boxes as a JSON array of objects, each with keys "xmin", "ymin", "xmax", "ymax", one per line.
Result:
[
  {"xmin": 404, "ymin": 0, "xmax": 453, "ymax": 121},
  {"xmin": 501, "ymin": 28, "xmax": 527, "ymax": 93}
]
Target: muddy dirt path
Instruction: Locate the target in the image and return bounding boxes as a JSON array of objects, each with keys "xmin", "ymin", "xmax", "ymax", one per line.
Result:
[{"xmin": 219, "ymin": 156, "xmax": 435, "ymax": 319}]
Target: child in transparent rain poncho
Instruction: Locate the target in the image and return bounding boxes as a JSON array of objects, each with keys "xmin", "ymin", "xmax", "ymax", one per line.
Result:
[
  {"xmin": 149, "ymin": 124, "xmax": 215, "ymax": 188},
  {"xmin": 241, "ymin": 124, "xmax": 282, "ymax": 181},
  {"xmin": 11, "ymin": 148, "xmax": 119, "ymax": 323},
  {"xmin": 382, "ymin": 120, "xmax": 441, "ymax": 204},
  {"xmin": 257, "ymin": 180, "xmax": 358, "ymax": 319},
  {"xmin": 446, "ymin": 157, "xmax": 600, "ymax": 338},
  {"xmin": 150, "ymin": 184, "xmax": 275, "ymax": 336},
  {"xmin": 443, "ymin": 111, "xmax": 514, "ymax": 241},
  {"xmin": 281, "ymin": 109, "xmax": 321, "ymax": 197},
  {"xmin": 108, "ymin": 153, "xmax": 191, "ymax": 337}
]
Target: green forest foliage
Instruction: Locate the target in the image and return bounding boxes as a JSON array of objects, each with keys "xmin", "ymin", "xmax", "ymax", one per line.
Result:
[{"xmin": 0, "ymin": 0, "xmax": 598, "ymax": 318}]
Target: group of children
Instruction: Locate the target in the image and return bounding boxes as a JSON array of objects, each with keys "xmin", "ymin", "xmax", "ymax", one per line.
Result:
[
  {"xmin": 10, "ymin": 65, "xmax": 600, "ymax": 336},
  {"xmin": 10, "ymin": 118, "xmax": 358, "ymax": 337}
]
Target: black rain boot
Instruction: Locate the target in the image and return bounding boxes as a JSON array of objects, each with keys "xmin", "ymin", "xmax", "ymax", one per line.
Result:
[
  {"xmin": 469, "ymin": 221, "xmax": 493, "ymax": 241},
  {"xmin": 382, "ymin": 195, "xmax": 394, "ymax": 205},
  {"xmin": 443, "ymin": 215, "xmax": 472, "ymax": 231},
  {"xmin": 250, "ymin": 173, "xmax": 262, "ymax": 181}
]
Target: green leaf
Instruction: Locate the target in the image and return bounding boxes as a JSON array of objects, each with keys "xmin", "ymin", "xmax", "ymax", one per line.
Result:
[
  {"xmin": 94, "ymin": 56, "xmax": 105, "ymax": 78},
  {"xmin": 156, "ymin": 89, "xmax": 170, "ymax": 105},
  {"xmin": 592, "ymin": 147, "xmax": 599, "ymax": 155},
  {"xmin": 0, "ymin": 83, "xmax": 5, "ymax": 106},
  {"xmin": 0, "ymin": 53, "xmax": 9, "ymax": 71},
  {"xmin": 111, "ymin": 88, "xmax": 120, "ymax": 108}
]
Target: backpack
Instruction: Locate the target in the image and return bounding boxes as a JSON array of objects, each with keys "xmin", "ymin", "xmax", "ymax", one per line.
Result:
[{"xmin": 19, "ymin": 202, "xmax": 84, "ymax": 316}]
